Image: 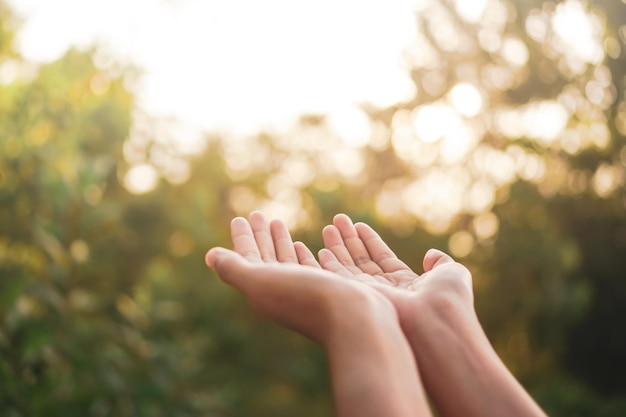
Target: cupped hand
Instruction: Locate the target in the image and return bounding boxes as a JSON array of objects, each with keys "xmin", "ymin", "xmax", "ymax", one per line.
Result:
[
  {"xmin": 205, "ymin": 212, "xmax": 397, "ymax": 346},
  {"xmin": 316, "ymin": 214, "xmax": 475, "ymax": 327}
]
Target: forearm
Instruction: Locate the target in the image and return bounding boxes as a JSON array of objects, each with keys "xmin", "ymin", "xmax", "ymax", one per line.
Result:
[
  {"xmin": 326, "ymin": 313, "xmax": 432, "ymax": 417},
  {"xmin": 403, "ymin": 297, "xmax": 546, "ymax": 417}
]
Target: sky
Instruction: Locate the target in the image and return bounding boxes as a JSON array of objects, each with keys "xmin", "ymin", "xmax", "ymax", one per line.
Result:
[{"xmin": 8, "ymin": 0, "xmax": 419, "ymax": 134}]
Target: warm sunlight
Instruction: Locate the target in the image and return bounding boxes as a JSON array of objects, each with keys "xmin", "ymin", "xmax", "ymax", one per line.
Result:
[
  {"xmin": 4, "ymin": 1, "xmax": 625, "ymax": 414},
  {"xmin": 9, "ymin": 0, "xmax": 417, "ymax": 134},
  {"xmin": 7, "ymin": 0, "xmax": 621, "ymax": 234}
]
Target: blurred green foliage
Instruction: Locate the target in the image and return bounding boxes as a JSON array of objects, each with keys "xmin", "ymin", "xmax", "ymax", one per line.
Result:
[{"xmin": 1, "ymin": 0, "xmax": 626, "ymax": 416}]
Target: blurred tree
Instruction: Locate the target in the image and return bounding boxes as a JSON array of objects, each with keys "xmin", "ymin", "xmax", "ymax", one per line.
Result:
[{"xmin": 2, "ymin": 0, "xmax": 626, "ymax": 416}]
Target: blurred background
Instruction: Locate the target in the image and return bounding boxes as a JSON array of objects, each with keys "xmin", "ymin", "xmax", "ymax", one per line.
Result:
[{"xmin": 1, "ymin": 0, "xmax": 625, "ymax": 415}]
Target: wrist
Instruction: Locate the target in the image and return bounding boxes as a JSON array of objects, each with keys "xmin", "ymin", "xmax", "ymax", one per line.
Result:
[
  {"xmin": 399, "ymin": 293, "xmax": 546, "ymax": 417},
  {"xmin": 323, "ymin": 297, "xmax": 431, "ymax": 417},
  {"xmin": 324, "ymin": 286, "xmax": 400, "ymax": 349},
  {"xmin": 400, "ymin": 290, "xmax": 479, "ymax": 343}
]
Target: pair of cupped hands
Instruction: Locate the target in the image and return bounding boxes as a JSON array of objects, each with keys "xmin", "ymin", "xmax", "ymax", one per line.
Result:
[{"xmin": 205, "ymin": 212, "xmax": 474, "ymax": 347}]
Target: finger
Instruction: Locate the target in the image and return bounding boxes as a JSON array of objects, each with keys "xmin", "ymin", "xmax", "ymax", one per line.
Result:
[
  {"xmin": 249, "ymin": 211, "xmax": 277, "ymax": 262},
  {"xmin": 270, "ymin": 219, "xmax": 298, "ymax": 263},
  {"xmin": 321, "ymin": 225, "xmax": 363, "ymax": 275},
  {"xmin": 294, "ymin": 241, "xmax": 321, "ymax": 268},
  {"xmin": 423, "ymin": 248, "xmax": 455, "ymax": 272},
  {"xmin": 354, "ymin": 222, "xmax": 412, "ymax": 273},
  {"xmin": 318, "ymin": 248, "xmax": 354, "ymax": 278},
  {"xmin": 319, "ymin": 248, "xmax": 390, "ymax": 285},
  {"xmin": 205, "ymin": 247, "xmax": 249, "ymax": 289},
  {"xmin": 230, "ymin": 217, "xmax": 262, "ymax": 262},
  {"xmin": 332, "ymin": 214, "xmax": 385, "ymax": 275}
]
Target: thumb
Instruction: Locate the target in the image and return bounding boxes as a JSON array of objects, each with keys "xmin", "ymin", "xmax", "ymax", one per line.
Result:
[
  {"xmin": 205, "ymin": 247, "xmax": 248, "ymax": 288},
  {"xmin": 422, "ymin": 248, "xmax": 455, "ymax": 272}
]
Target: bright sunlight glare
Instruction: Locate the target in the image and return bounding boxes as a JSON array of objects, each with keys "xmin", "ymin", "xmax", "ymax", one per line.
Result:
[{"xmin": 9, "ymin": 0, "xmax": 418, "ymax": 135}]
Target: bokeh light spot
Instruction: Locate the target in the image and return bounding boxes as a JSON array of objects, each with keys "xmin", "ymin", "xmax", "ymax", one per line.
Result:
[
  {"xmin": 330, "ymin": 149, "xmax": 365, "ymax": 180},
  {"xmin": 328, "ymin": 106, "xmax": 371, "ymax": 148},
  {"xmin": 90, "ymin": 72, "xmax": 111, "ymax": 95},
  {"xmin": 449, "ymin": 231, "xmax": 475, "ymax": 258},
  {"xmin": 501, "ymin": 37, "xmax": 529, "ymax": 67},
  {"xmin": 124, "ymin": 164, "xmax": 158, "ymax": 194},
  {"xmin": 412, "ymin": 103, "xmax": 458, "ymax": 143},
  {"xmin": 593, "ymin": 163, "xmax": 621, "ymax": 198},
  {"xmin": 448, "ymin": 83, "xmax": 483, "ymax": 117},
  {"xmin": 526, "ymin": 10, "xmax": 549, "ymax": 42},
  {"xmin": 69, "ymin": 239, "xmax": 90, "ymax": 263},
  {"xmin": 454, "ymin": 0, "xmax": 487, "ymax": 23},
  {"xmin": 468, "ymin": 181, "xmax": 496, "ymax": 213},
  {"xmin": 229, "ymin": 186, "xmax": 259, "ymax": 214},
  {"xmin": 472, "ymin": 212, "xmax": 500, "ymax": 240},
  {"xmin": 552, "ymin": 0, "xmax": 604, "ymax": 65}
]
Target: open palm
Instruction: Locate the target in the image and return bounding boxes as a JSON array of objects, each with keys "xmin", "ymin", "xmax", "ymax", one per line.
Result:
[
  {"xmin": 205, "ymin": 212, "xmax": 398, "ymax": 345},
  {"xmin": 310, "ymin": 214, "xmax": 475, "ymax": 322}
]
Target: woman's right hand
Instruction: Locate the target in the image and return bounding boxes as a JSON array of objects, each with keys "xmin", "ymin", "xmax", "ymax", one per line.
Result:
[{"xmin": 205, "ymin": 212, "xmax": 399, "ymax": 347}]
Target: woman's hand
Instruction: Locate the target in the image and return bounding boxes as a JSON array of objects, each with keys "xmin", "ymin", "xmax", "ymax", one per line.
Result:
[
  {"xmin": 205, "ymin": 212, "xmax": 432, "ymax": 417},
  {"xmin": 316, "ymin": 213, "xmax": 547, "ymax": 417},
  {"xmin": 205, "ymin": 212, "xmax": 399, "ymax": 346},
  {"xmin": 317, "ymin": 213, "xmax": 475, "ymax": 333}
]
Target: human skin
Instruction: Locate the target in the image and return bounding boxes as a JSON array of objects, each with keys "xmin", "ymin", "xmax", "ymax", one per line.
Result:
[
  {"xmin": 205, "ymin": 212, "xmax": 432, "ymax": 417},
  {"xmin": 316, "ymin": 213, "xmax": 548, "ymax": 417}
]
